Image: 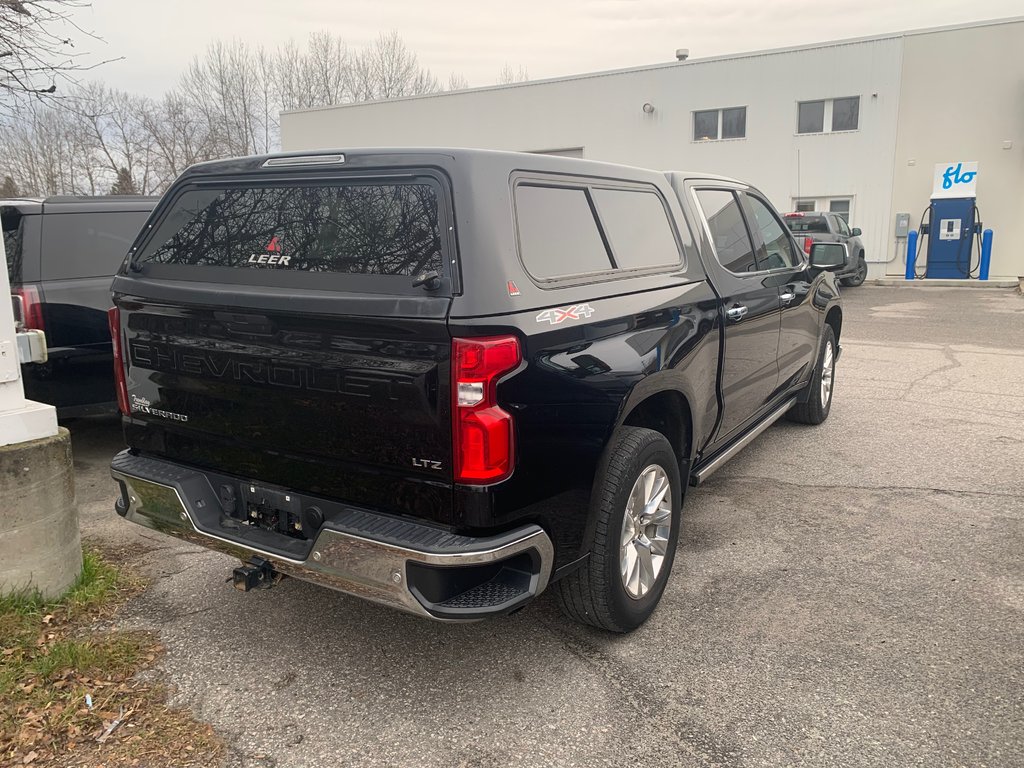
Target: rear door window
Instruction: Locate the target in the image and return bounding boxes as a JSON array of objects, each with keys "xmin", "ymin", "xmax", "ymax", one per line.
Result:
[
  {"xmin": 694, "ymin": 189, "xmax": 759, "ymax": 274},
  {"xmin": 515, "ymin": 184, "xmax": 612, "ymax": 279},
  {"xmin": 41, "ymin": 211, "xmax": 150, "ymax": 280},
  {"xmin": 136, "ymin": 181, "xmax": 444, "ymax": 279},
  {"xmin": 590, "ymin": 188, "xmax": 681, "ymax": 270}
]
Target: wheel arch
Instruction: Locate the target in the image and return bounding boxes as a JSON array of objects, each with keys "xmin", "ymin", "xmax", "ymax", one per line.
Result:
[
  {"xmin": 619, "ymin": 387, "xmax": 693, "ymax": 471},
  {"xmin": 825, "ymin": 305, "xmax": 842, "ymax": 345}
]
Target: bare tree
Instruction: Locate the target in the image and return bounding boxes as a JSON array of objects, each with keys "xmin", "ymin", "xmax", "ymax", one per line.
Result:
[
  {"xmin": 446, "ymin": 72, "xmax": 469, "ymax": 91},
  {"xmin": 497, "ymin": 64, "xmax": 529, "ymax": 85},
  {"xmin": 0, "ymin": 0, "xmax": 116, "ymax": 116},
  {"xmin": 138, "ymin": 90, "xmax": 216, "ymax": 185},
  {"xmin": 351, "ymin": 32, "xmax": 440, "ymax": 101},
  {"xmin": 178, "ymin": 40, "xmax": 279, "ymax": 157},
  {"xmin": 304, "ymin": 31, "xmax": 351, "ymax": 106},
  {"xmin": 2, "ymin": 103, "xmax": 87, "ymax": 193},
  {"xmin": 0, "ymin": 30, "xmax": 469, "ymax": 195},
  {"xmin": 67, "ymin": 82, "xmax": 157, "ymax": 192}
]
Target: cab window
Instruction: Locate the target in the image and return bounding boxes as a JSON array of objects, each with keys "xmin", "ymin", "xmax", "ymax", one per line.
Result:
[
  {"xmin": 741, "ymin": 193, "xmax": 799, "ymax": 270},
  {"xmin": 694, "ymin": 189, "xmax": 758, "ymax": 274}
]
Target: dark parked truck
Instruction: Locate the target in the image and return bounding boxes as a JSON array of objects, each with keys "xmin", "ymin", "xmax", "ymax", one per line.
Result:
[
  {"xmin": 783, "ymin": 211, "xmax": 867, "ymax": 287},
  {"xmin": 109, "ymin": 149, "xmax": 846, "ymax": 632},
  {"xmin": 4, "ymin": 196, "xmax": 157, "ymax": 416}
]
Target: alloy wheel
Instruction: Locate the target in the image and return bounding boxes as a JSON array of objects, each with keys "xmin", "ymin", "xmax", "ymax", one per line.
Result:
[
  {"xmin": 821, "ymin": 340, "xmax": 835, "ymax": 406},
  {"xmin": 619, "ymin": 464, "xmax": 673, "ymax": 599}
]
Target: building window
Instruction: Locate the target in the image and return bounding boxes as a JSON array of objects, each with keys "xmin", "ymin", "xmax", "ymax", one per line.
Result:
[
  {"xmin": 831, "ymin": 97, "xmax": 859, "ymax": 132},
  {"xmin": 721, "ymin": 107, "xmax": 746, "ymax": 139},
  {"xmin": 694, "ymin": 110, "xmax": 719, "ymax": 141},
  {"xmin": 789, "ymin": 196, "xmax": 854, "ymax": 223},
  {"xmin": 797, "ymin": 97, "xmax": 859, "ymax": 134},
  {"xmin": 829, "ymin": 198, "xmax": 851, "ymax": 223},
  {"xmin": 694, "ymin": 107, "xmax": 746, "ymax": 141},
  {"xmin": 797, "ymin": 101, "xmax": 825, "ymax": 134}
]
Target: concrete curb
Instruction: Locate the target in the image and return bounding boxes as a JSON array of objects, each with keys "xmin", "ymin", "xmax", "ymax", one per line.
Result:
[
  {"xmin": 0, "ymin": 427, "xmax": 81, "ymax": 599},
  {"xmin": 870, "ymin": 277, "xmax": 1021, "ymax": 289}
]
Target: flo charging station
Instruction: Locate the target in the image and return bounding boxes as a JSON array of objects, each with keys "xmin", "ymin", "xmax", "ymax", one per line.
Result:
[{"xmin": 906, "ymin": 161, "xmax": 994, "ymax": 280}]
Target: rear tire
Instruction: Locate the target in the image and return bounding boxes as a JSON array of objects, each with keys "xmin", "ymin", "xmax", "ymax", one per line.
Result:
[
  {"xmin": 841, "ymin": 253, "xmax": 867, "ymax": 287},
  {"xmin": 788, "ymin": 326, "xmax": 836, "ymax": 425},
  {"xmin": 555, "ymin": 426, "xmax": 682, "ymax": 633}
]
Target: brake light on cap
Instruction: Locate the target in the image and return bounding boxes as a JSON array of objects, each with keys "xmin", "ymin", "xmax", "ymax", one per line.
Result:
[
  {"xmin": 452, "ymin": 335, "xmax": 521, "ymax": 484},
  {"xmin": 785, "ymin": 212, "xmax": 804, "ymax": 218},
  {"xmin": 14, "ymin": 285, "xmax": 44, "ymax": 330},
  {"xmin": 107, "ymin": 307, "xmax": 130, "ymax": 415}
]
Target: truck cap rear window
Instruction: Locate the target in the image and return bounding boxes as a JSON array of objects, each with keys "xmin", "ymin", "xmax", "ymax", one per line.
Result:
[{"xmin": 134, "ymin": 181, "xmax": 444, "ymax": 278}]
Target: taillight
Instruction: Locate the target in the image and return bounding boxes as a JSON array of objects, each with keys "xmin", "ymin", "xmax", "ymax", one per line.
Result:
[
  {"xmin": 452, "ymin": 335, "xmax": 521, "ymax": 484},
  {"xmin": 15, "ymin": 285, "xmax": 45, "ymax": 330},
  {"xmin": 107, "ymin": 307, "xmax": 130, "ymax": 415},
  {"xmin": 803, "ymin": 237, "xmax": 813, "ymax": 255}
]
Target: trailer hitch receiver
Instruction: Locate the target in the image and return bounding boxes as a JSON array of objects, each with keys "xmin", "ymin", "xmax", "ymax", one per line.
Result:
[{"xmin": 232, "ymin": 557, "xmax": 277, "ymax": 592}]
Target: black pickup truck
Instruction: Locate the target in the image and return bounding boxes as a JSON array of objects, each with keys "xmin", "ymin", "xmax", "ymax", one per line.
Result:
[{"xmin": 109, "ymin": 149, "xmax": 846, "ymax": 632}]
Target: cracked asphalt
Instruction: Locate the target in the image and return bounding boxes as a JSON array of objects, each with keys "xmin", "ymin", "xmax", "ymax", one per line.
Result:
[{"xmin": 69, "ymin": 285, "xmax": 1024, "ymax": 767}]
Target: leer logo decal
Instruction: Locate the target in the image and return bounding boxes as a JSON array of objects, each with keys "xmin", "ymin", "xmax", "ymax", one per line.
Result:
[
  {"xmin": 535, "ymin": 303, "xmax": 595, "ymax": 325},
  {"xmin": 247, "ymin": 235, "xmax": 291, "ymax": 266}
]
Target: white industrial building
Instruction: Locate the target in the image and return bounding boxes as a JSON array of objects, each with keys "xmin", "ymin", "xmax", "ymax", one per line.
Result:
[{"xmin": 282, "ymin": 17, "xmax": 1024, "ymax": 281}]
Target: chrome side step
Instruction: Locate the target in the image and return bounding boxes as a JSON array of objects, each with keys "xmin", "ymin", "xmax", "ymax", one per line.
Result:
[{"xmin": 690, "ymin": 397, "xmax": 797, "ymax": 486}]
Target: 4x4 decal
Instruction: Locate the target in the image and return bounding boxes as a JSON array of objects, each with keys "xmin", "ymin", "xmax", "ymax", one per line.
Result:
[{"xmin": 536, "ymin": 303, "xmax": 595, "ymax": 325}]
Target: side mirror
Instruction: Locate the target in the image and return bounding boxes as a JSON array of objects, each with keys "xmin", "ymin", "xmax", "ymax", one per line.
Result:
[
  {"xmin": 850, "ymin": 227, "xmax": 862, "ymax": 237},
  {"xmin": 809, "ymin": 242, "xmax": 849, "ymax": 272}
]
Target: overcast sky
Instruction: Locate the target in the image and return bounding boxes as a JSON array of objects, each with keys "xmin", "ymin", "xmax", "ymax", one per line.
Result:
[{"xmin": 70, "ymin": 0, "xmax": 1022, "ymax": 97}]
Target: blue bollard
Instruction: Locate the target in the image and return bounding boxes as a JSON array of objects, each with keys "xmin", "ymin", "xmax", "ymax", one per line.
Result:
[
  {"xmin": 979, "ymin": 229, "xmax": 993, "ymax": 281},
  {"xmin": 905, "ymin": 230, "xmax": 918, "ymax": 280}
]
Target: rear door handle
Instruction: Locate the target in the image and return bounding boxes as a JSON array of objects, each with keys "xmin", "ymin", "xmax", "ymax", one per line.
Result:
[{"xmin": 726, "ymin": 305, "xmax": 748, "ymax": 322}]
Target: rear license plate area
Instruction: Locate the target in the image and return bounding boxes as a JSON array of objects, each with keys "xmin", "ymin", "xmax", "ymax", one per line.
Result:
[{"xmin": 240, "ymin": 483, "xmax": 305, "ymax": 539}]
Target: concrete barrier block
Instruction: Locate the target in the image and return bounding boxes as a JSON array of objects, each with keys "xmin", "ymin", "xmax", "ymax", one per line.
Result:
[{"xmin": 0, "ymin": 427, "xmax": 81, "ymax": 599}]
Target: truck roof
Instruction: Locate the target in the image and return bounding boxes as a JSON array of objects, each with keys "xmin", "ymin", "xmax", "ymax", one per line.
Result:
[
  {"xmin": 1, "ymin": 195, "xmax": 158, "ymax": 215},
  {"xmin": 180, "ymin": 147, "xmax": 680, "ymax": 187},
  {"xmin": 663, "ymin": 171, "xmax": 745, "ymax": 186}
]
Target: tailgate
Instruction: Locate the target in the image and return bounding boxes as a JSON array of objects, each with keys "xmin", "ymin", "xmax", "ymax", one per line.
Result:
[
  {"xmin": 113, "ymin": 169, "xmax": 458, "ymax": 525},
  {"xmin": 118, "ymin": 296, "xmax": 453, "ymax": 521}
]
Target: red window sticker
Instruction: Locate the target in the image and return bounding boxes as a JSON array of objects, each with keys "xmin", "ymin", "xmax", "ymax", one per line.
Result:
[
  {"xmin": 507, "ymin": 280, "xmax": 520, "ymax": 297},
  {"xmin": 266, "ymin": 236, "xmax": 282, "ymax": 253}
]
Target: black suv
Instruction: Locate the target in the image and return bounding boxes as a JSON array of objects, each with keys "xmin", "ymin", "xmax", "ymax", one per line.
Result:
[
  {"xmin": 108, "ymin": 149, "xmax": 845, "ymax": 632},
  {"xmin": 3, "ymin": 196, "xmax": 157, "ymax": 416}
]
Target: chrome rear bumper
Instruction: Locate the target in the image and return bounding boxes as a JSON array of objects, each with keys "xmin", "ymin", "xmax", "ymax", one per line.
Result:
[{"xmin": 111, "ymin": 452, "xmax": 553, "ymax": 621}]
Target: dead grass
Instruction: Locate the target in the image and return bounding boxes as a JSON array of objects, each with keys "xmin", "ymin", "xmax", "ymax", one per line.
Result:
[{"xmin": 1, "ymin": 549, "xmax": 223, "ymax": 767}]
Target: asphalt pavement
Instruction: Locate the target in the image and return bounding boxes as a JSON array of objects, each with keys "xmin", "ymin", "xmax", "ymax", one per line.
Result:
[{"xmin": 69, "ymin": 285, "xmax": 1024, "ymax": 767}]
